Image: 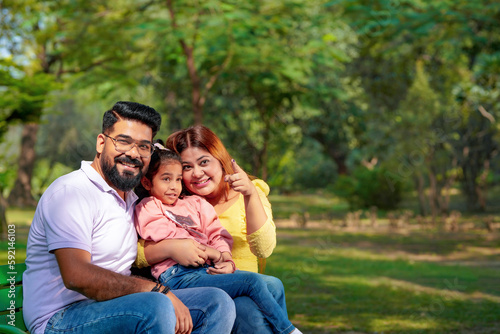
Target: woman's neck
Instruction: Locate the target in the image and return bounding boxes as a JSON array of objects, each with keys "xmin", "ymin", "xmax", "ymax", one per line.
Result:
[{"xmin": 212, "ymin": 189, "xmax": 240, "ymax": 215}]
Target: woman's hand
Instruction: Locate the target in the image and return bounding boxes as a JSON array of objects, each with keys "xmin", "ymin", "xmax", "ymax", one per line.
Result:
[
  {"xmin": 224, "ymin": 160, "xmax": 255, "ymax": 197},
  {"xmin": 223, "ymin": 159, "xmax": 268, "ymax": 235}
]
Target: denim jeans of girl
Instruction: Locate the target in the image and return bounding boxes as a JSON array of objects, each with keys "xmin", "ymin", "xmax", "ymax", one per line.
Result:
[
  {"xmin": 159, "ymin": 265, "xmax": 295, "ymax": 334},
  {"xmin": 44, "ymin": 288, "xmax": 235, "ymax": 334},
  {"xmin": 232, "ymin": 274, "xmax": 287, "ymax": 334}
]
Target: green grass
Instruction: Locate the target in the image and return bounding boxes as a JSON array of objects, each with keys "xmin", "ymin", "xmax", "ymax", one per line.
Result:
[
  {"xmin": 2, "ymin": 204, "xmax": 500, "ymax": 333},
  {"xmin": 270, "ymin": 193, "xmax": 349, "ymax": 219},
  {"xmin": 0, "ymin": 208, "xmax": 31, "ymax": 264},
  {"xmin": 267, "ymin": 228, "xmax": 500, "ymax": 333}
]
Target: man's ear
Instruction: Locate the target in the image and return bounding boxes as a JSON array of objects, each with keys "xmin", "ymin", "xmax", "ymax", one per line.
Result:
[
  {"xmin": 141, "ymin": 176, "xmax": 152, "ymax": 191},
  {"xmin": 96, "ymin": 134, "xmax": 106, "ymax": 154}
]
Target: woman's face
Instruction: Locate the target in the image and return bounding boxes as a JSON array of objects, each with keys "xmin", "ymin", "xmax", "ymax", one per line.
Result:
[{"xmin": 180, "ymin": 147, "xmax": 224, "ymax": 199}]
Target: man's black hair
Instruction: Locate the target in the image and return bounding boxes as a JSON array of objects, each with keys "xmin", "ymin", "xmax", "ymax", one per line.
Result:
[{"xmin": 102, "ymin": 101, "xmax": 161, "ymax": 137}]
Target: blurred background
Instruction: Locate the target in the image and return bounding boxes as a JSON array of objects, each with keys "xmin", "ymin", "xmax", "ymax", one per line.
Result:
[
  {"xmin": 1, "ymin": 0, "xmax": 499, "ymax": 217},
  {"xmin": 1, "ymin": 1, "xmax": 500, "ymax": 332}
]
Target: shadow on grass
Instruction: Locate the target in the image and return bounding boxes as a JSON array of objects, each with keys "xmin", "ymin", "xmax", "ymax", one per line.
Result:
[{"xmin": 268, "ymin": 228, "xmax": 500, "ymax": 333}]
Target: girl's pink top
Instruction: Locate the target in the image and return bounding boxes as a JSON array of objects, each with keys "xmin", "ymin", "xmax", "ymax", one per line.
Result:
[{"xmin": 134, "ymin": 195, "xmax": 233, "ymax": 279}]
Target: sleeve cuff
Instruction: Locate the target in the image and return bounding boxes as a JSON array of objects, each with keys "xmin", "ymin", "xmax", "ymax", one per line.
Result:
[{"xmin": 247, "ymin": 219, "xmax": 276, "ymax": 259}]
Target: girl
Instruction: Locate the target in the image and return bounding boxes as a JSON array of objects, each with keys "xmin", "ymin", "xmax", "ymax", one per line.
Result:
[
  {"xmin": 137, "ymin": 125, "xmax": 280, "ymax": 333},
  {"xmin": 134, "ymin": 143, "xmax": 301, "ymax": 334}
]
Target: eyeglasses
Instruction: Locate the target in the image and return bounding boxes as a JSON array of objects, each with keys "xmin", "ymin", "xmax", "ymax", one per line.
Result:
[{"xmin": 103, "ymin": 134, "xmax": 154, "ymax": 158}]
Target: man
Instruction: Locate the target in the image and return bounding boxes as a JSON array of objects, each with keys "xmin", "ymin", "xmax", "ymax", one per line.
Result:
[{"xmin": 23, "ymin": 101, "xmax": 235, "ymax": 334}]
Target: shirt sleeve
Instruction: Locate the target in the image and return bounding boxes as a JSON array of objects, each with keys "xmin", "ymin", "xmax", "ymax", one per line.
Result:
[
  {"xmin": 44, "ymin": 184, "xmax": 94, "ymax": 254},
  {"xmin": 134, "ymin": 197, "xmax": 177, "ymax": 242},
  {"xmin": 197, "ymin": 197, "xmax": 233, "ymax": 254},
  {"xmin": 246, "ymin": 180, "xmax": 276, "ymax": 258}
]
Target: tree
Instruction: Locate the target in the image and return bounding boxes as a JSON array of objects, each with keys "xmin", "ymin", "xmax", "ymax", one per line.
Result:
[
  {"xmin": 339, "ymin": 0, "xmax": 500, "ymax": 212},
  {"xmin": 1, "ymin": 0, "xmax": 156, "ymax": 206}
]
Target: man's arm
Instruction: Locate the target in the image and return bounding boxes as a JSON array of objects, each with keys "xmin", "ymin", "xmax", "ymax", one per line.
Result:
[
  {"xmin": 54, "ymin": 248, "xmax": 156, "ymax": 300},
  {"xmin": 55, "ymin": 248, "xmax": 194, "ymax": 333}
]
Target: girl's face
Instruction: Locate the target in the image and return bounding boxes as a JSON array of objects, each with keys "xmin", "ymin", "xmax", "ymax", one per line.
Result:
[
  {"xmin": 147, "ymin": 161, "xmax": 183, "ymax": 205},
  {"xmin": 180, "ymin": 147, "xmax": 224, "ymax": 199}
]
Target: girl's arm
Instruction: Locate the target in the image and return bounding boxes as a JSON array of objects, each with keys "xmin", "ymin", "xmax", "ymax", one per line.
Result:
[
  {"xmin": 136, "ymin": 197, "xmax": 209, "ymax": 267},
  {"xmin": 197, "ymin": 197, "xmax": 235, "ymax": 274}
]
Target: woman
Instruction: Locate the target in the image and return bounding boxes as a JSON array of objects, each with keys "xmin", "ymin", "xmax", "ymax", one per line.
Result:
[{"xmin": 136, "ymin": 125, "xmax": 282, "ymax": 333}]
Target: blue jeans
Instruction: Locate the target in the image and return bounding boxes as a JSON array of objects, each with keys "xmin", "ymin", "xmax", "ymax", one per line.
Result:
[
  {"xmin": 159, "ymin": 265, "xmax": 294, "ymax": 334},
  {"xmin": 232, "ymin": 275, "xmax": 287, "ymax": 334},
  {"xmin": 44, "ymin": 288, "xmax": 235, "ymax": 334}
]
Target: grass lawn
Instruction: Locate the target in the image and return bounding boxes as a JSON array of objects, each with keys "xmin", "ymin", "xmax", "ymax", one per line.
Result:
[
  {"xmin": 2, "ymin": 206, "xmax": 500, "ymax": 333},
  {"xmin": 268, "ymin": 225, "xmax": 500, "ymax": 333}
]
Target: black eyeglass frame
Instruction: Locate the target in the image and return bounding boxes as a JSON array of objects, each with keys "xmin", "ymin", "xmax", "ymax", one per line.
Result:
[{"xmin": 102, "ymin": 134, "xmax": 154, "ymax": 158}]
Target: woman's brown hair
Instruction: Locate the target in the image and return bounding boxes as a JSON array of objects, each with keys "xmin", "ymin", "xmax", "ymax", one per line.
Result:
[{"xmin": 166, "ymin": 125, "xmax": 235, "ymax": 205}]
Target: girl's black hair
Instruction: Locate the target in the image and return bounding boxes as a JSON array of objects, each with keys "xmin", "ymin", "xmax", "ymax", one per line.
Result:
[{"xmin": 134, "ymin": 139, "xmax": 182, "ymax": 201}]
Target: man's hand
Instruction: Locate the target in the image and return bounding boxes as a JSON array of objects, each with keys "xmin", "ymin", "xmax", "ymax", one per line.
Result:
[{"xmin": 166, "ymin": 291, "xmax": 193, "ymax": 334}]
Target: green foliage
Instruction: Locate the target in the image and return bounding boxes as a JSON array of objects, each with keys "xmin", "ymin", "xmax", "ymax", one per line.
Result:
[
  {"xmin": 1, "ymin": 0, "xmax": 500, "ymax": 213},
  {"xmin": 267, "ymin": 138, "xmax": 338, "ymax": 193},
  {"xmin": 333, "ymin": 166, "xmax": 403, "ymax": 210}
]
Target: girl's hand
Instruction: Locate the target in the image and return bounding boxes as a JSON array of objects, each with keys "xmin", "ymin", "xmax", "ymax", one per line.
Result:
[
  {"xmin": 206, "ymin": 261, "xmax": 234, "ymax": 275},
  {"xmin": 169, "ymin": 239, "xmax": 208, "ymax": 267},
  {"xmin": 205, "ymin": 247, "xmax": 222, "ymax": 263},
  {"xmin": 224, "ymin": 160, "xmax": 255, "ymax": 197}
]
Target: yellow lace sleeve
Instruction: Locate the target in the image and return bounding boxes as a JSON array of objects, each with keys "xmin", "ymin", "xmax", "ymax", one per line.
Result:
[
  {"xmin": 246, "ymin": 180, "xmax": 276, "ymax": 259},
  {"xmin": 134, "ymin": 238, "xmax": 150, "ymax": 268}
]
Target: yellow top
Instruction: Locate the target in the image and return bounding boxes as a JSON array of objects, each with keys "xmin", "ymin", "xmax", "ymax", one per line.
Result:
[
  {"xmin": 218, "ymin": 179, "xmax": 276, "ymax": 272},
  {"xmin": 135, "ymin": 179, "xmax": 276, "ymax": 273}
]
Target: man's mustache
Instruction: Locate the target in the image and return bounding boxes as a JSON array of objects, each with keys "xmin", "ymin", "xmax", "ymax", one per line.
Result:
[{"xmin": 115, "ymin": 156, "xmax": 144, "ymax": 168}]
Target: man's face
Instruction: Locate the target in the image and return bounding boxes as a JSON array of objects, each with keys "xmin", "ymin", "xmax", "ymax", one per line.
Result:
[{"xmin": 97, "ymin": 119, "xmax": 153, "ymax": 192}]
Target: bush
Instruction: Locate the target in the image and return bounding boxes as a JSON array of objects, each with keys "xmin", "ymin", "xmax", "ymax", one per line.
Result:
[{"xmin": 333, "ymin": 166, "xmax": 402, "ymax": 210}]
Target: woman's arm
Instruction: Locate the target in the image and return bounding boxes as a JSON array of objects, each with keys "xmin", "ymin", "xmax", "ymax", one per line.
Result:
[
  {"xmin": 245, "ymin": 181, "xmax": 276, "ymax": 259},
  {"xmin": 224, "ymin": 160, "xmax": 268, "ymax": 234},
  {"xmin": 243, "ymin": 184, "xmax": 268, "ymax": 234}
]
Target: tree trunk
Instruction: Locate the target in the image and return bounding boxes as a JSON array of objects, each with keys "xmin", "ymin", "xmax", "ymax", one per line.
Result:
[
  {"xmin": 333, "ymin": 154, "xmax": 349, "ymax": 175},
  {"xmin": 462, "ymin": 160, "xmax": 481, "ymax": 212},
  {"xmin": 427, "ymin": 168, "xmax": 438, "ymax": 224},
  {"xmin": 8, "ymin": 123, "xmax": 39, "ymax": 207},
  {"xmin": 325, "ymin": 145, "xmax": 348, "ymax": 175},
  {"xmin": 414, "ymin": 173, "xmax": 427, "ymax": 216},
  {"xmin": 0, "ymin": 191, "xmax": 8, "ymax": 240},
  {"xmin": 476, "ymin": 159, "xmax": 489, "ymax": 211}
]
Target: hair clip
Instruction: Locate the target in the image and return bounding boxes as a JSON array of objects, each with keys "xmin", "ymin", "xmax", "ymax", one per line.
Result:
[{"xmin": 154, "ymin": 142, "xmax": 169, "ymax": 151}]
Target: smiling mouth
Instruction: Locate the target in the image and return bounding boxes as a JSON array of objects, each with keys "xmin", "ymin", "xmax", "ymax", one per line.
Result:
[
  {"xmin": 193, "ymin": 178, "xmax": 211, "ymax": 187},
  {"xmin": 120, "ymin": 162, "xmax": 139, "ymax": 168},
  {"xmin": 115, "ymin": 156, "xmax": 143, "ymax": 170}
]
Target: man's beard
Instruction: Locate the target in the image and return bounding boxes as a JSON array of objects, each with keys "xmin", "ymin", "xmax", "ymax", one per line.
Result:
[{"xmin": 102, "ymin": 155, "xmax": 144, "ymax": 192}]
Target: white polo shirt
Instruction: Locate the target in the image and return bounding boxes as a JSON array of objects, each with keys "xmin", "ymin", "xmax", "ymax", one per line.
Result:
[{"xmin": 23, "ymin": 161, "xmax": 139, "ymax": 334}]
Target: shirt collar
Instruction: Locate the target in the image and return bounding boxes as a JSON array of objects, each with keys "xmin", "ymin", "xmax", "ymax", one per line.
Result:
[{"xmin": 80, "ymin": 161, "xmax": 138, "ymax": 206}]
